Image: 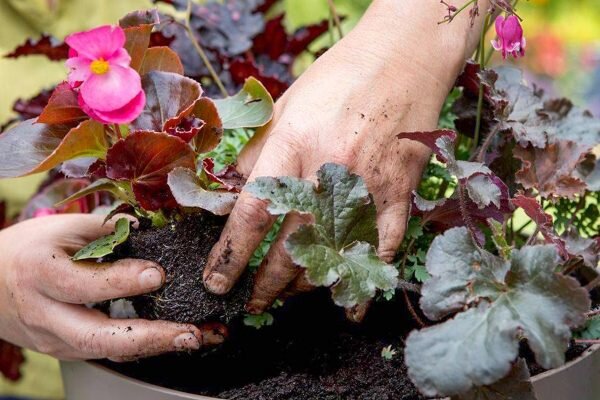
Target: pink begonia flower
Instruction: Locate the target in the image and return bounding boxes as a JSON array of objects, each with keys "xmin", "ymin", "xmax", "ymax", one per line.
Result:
[
  {"xmin": 491, "ymin": 15, "xmax": 526, "ymax": 59},
  {"xmin": 65, "ymin": 25, "xmax": 145, "ymax": 124},
  {"xmin": 32, "ymin": 208, "xmax": 58, "ymax": 218}
]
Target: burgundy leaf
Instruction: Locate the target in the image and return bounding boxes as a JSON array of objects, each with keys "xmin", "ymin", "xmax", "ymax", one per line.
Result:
[
  {"xmin": 106, "ymin": 132, "xmax": 196, "ymax": 211},
  {"xmin": 164, "ymin": 116, "xmax": 205, "ymax": 143},
  {"xmin": 37, "ymin": 82, "xmax": 87, "ymax": 125},
  {"xmin": 5, "ymin": 34, "xmax": 69, "ymax": 61},
  {"xmin": 13, "ymin": 89, "xmax": 53, "ymax": 120},
  {"xmin": 0, "ymin": 340, "xmax": 24, "ymax": 381},
  {"xmin": 20, "ymin": 178, "xmax": 96, "ymax": 220},
  {"xmin": 190, "ymin": 97, "xmax": 223, "ymax": 153},
  {"xmin": 229, "ymin": 57, "xmax": 290, "ymax": 99},
  {"xmin": 397, "ymin": 130, "xmax": 457, "ymax": 163},
  {"xmin": 132, "ymin": 71, "xmax": 202, "ymax": 132},
  {"xmin": 0, "ymin": 201, "xmax": 6, "ymax": 228},
  {"xmin": 202, "ymin": 158, "xmax": 245, "ymax": 192}
]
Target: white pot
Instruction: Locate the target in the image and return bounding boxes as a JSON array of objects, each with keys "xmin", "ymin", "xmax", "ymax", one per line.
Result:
[{"xmin": 61, "ymin": 345, "xmax": 600, "ymax": 400}]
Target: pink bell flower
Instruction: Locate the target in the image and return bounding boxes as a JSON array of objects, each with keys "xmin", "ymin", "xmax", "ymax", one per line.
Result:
[
  {"xmin": 491, "ymin": 15, "xmax": 526, "ymax": 59},
  {"xmin": 65, "ymin": 25, "xmax": 145, "ymax": 124}
]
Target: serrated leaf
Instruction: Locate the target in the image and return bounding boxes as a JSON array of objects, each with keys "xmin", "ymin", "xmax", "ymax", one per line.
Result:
[
  {"xmin": 452, "ymin": 359, "xmax": 538, "ymax": 400},
  {"xmin": 72, "ymin": 218, "xmax": 131, "ymax": 261},
  {"xmin": 243, "ymin": 312, "xmax": 274, "ymax": 329},
  {"xmin": 406, "ymin": 227, "xmax": 590, "ymax": 397},
  {"xmin": 167, "ymin": 168, "xmax": 238, "ymax": 215},
  {"xmin": 246, "ymin": 163, "xmax": 396, "ymax": 307},
  {"xmin": 465, "ymin": 174, "xmax": 501, "ymax": 209},
  {"xmin": 577, "ymin": 316, "xmax": 600, "ymax": 340},
  {"xmin": 214, "ymin": 77, "xmax": 274, "ymax": 129}
]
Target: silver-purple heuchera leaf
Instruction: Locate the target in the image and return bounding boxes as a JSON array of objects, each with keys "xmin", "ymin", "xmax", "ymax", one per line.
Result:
[{"xmin": 405, "ymin": 227, "xmax": 590, "ymax": 397}]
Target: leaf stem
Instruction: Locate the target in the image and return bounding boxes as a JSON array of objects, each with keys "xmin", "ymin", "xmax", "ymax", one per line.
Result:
[
  {"xmin": 584, "ymin": 275, "xmax": 600, "ymax": 292},
  {"xmin": 399, "ymin": 237, "xmax": 416, "ymax": 280},
  {"xmin": 574, "ymin": 339, "xmax": 600, "ymax": 345},
  {"xmin": 184, "ymin": 0, "xmax": 229, "ymax": 98},
  {"xmin": 471, "ymin": 13, "xmax": 490, "ymax": 153},
  {"xmin": 113, "ymin": 124, "xmax": 123, "ymax": 140},
  {"xmin": 326, "ymin": 0, "xmax": 344, "ymax": 39},
  {"xmin": 458, "ymin": 184, "xmax": 480, "ymax": 246},
  {"xmin": 402, "ymin": 287, "xmax": 426, "ymax": 327},
  {"xmin": 438, "ymin": 0, "xmax": 477, "ymax": 25}
]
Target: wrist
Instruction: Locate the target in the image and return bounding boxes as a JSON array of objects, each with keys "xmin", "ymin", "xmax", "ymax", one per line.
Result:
[{"xmin": 347, "ymin": 0, "xmax": 489, "ymax": 94}]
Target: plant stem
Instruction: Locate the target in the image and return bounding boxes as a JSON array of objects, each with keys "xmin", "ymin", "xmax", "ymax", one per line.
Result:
[
  {"xmin": 471, "ymin": 13, "xmax": 490, "ymax": 154},
  {"xmin": 113, "ymin": 124, "xmax": 123, "ymax": 140},
  {"xmin": 585, "ymin": 275, "xmax": 600, "ymax": 292},
  {"xmin": 574, "ymin": 339, "xmax": 600, "ymax": 345},
  {"xmin": 326, "ymin": 0, "xmax": 343, "ymax": 39},
  {"xmin": 184, "ymin": 0, "xmax": 229, "ymax": 98},
  {"xmin": 473, "ymin": 124, "xmax": 500, "ymax": 162},
  {"xmin": 586, "ymin": 309, "xmax": 600, "ymax": 318},
  {"xmin": 402, "ymin": 288, "xmax": 426, "ymax": 327},
  {"xmin": 438, "ymin": 0, "xmax": 477, "ymax": 25},
  {"xmin": 399, "ymin": 237, "xmax": 416, "ymax": 280}
]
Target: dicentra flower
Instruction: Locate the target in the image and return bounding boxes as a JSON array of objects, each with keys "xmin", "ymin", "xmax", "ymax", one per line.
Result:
[
  {"xmin": 491, "ymin": 15, "xmax": 526, "ymax": 60},
  {"xmin": 65, "ymin": 25, "xmax": 145, "ymax": 124}
]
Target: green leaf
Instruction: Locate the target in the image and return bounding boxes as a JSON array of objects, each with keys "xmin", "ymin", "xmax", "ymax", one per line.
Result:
[
  {"xmin": 214, "ymin": 77, "xmax": 274, "ymax": 129},
  {"xmin": 488, "ymin": 218, "xmax": 511, "ymax": 260},
  {"xmin": 243, "ymin": 312, "xmax": 274, "ymax": 329},
  {"xmin": 452, "ymin": 359, "xmax": 538, "ymax": 400},
  {"xmin": 55, "ymin": 179, "xmax": 135, "ymax": 208},
  {"xmin": 576, "ymin": 315, "xmax": 600, "ymax": 340},
  {"xmin": 405, "ymin": 227, "xmax": 590, "ymax": 397},
  {"xmin": 247, "ymin": 163, "xmax": 396, "ymax": 307},
  {"xmin": 381, "ymin": 345, "xmax": 397, "ymax": 361},
  {"xmin": 72, "ymin": 218, "xmax": 131, "ymax": 261},
  {"xmin": 167, "ymin": 167, "xmax": 238, "ymax": 215}
]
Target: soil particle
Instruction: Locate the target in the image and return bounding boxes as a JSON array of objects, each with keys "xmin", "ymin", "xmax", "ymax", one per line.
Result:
[{"xmin": 110, "ymin": 213, "xmax": 253, "ymax": 325}]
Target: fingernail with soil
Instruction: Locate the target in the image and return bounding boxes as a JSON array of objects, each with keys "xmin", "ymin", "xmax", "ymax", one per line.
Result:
[
  {"xmin": 139, "ymin": 267, "xmax": 164, "ymax": 290},
  {"xmin": 173, "ymin": 332, "xmax": 200, "ymax": 351},
  {"xmin": 245, "ymin": 299, "xmax": 268, "ymax": 315},
  {"xmin": 204, "ymin": 273, "xmax": 230, "ymax": 295}
]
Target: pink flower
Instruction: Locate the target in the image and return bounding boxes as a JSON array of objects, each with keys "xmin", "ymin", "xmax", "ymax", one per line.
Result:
[
  {"xmin": 33, "ymin": 208, "xmax": 58, "ymax": 218},
  {"xmin": 65, "ymin": 25, "xmax": 145, "ymax": 124},
  {"xmin": 491, "ymin": 15, "xmax": 526, "ymax": 59}
]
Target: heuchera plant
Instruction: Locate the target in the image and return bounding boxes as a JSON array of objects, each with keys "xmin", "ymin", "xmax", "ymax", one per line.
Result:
[{"xmin": 1, "ymin": 2, "xmax": 599, "ymax": 399}]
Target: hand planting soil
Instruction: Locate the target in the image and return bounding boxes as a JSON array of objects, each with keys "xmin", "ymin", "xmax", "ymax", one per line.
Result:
[{"xmin": 108, "ymin": 213, "xmax": 253, "ymax": 325}]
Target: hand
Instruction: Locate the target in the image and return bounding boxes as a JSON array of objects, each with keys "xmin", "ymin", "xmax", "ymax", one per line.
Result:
[
  {"xmin": 203, "ymin": 0, "xmax": 489, "ymax": 318},
  {"xmin": 0, "ymin": 214, "xmax": 224, "ymax": 361}
]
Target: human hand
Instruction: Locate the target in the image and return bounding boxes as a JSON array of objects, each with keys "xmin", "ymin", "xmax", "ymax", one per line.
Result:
[
  {"xmin": 0, "ymin": 214, "xmax": 224, "ymax": 361},
  {"xmin": 203, "ymin": 0, "xmax": 489, "ymax": 318}
]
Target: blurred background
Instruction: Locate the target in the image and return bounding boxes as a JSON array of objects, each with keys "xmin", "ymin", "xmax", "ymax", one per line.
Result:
[{"xmin": 0, "ymin": 0, "xmax": 599, "ymax": 398}]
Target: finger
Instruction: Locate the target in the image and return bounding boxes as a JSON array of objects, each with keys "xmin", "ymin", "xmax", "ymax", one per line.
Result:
[
  {"xmin": 376, "ymin": 199, "xmax": 412, "ymax": 262},
  {"xmin": 52, "ymin": 303, "xmax": 225, "ymax": 361},
  {"xmin": 204, "ymin": 138, "xmax": 300, "ymax": 295},
  {"xmin": 279, "ymin": 272, "xmax": 314, "ymax": 301},
  {"xmin": 37, "ymin": 254, "xmax": 165, "ymax": 304},
  {"xmin": 246, "ymin": 213, "xmax": 311, "ymax": 314}
]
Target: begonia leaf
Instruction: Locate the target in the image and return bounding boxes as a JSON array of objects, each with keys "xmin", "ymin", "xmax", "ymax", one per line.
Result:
[
  {"xmin": 214, "ymin": 77, "xmax": 274, "ymax": 129},
  {"xmin": 190, "ymin": 97, "xmax": 223, "ymax": 153},
  {"xmin": 168, "ymin": 167, "xmax": 238, "ymax": 215},
  {"xmin": 37, "ymin": 82, "xmax": 87, "ymax": 125},
  {"xmin": 0, "ymin": 341, "xmax": 24, "ymax": 381},
  {"xmin": 202, "ymin": 158, "xmax": 245, "ymax": 192},
  {"xmin": 106, "ymin": 131, "xmax": 196, "ymax": 211},
  {"xmin": 20, "ymin": 178, "xmax": 95, "ymax": 220},
  {"xmin": 139, "ymin": 46, "xmax": 184, "ymax": 75},
  {"xmin": 131, "ymin": 71, "xmax": 202, "ymax": 132}
]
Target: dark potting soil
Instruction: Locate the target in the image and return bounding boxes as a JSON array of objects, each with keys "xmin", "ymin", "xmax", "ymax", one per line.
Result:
[
  {"xmin": 102, "ymin": 213, "xmax": 593, "ymax": 399},
  {"xmin": 103, "ymin": 289, "xmax": 425, "ymax": 400},
  {"xmin": 109, "ymin": 213, "xmax": 253, "ymax": 325}
]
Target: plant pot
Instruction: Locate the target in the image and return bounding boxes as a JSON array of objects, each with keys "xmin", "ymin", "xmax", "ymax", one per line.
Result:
[{"xmin": 60, "ymin": 345, "xmax": 600, "ymax": 400}]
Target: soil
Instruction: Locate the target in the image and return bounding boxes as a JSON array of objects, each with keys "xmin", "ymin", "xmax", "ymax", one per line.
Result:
[
  {"xmin": 103, "ymin": 289, "xmax": 425, "ymax": 400},
  {"xmin": 101, "ymin": 214, "xmax": 594, "ymax": 400},
  {"xmin": 109, "ymin": 213, "xmax": 253, "ymax": 325}
]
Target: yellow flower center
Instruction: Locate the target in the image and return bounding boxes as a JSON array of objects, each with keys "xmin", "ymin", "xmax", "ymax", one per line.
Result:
[{"xmin": 90, "ymin": 58, "xmax": 110, "ymax": 75}]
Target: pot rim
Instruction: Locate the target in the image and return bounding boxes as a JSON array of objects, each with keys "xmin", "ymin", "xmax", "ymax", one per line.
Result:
[{"xmin": 81, "ymin": 344, "xmax": 600, "ymax": 397}]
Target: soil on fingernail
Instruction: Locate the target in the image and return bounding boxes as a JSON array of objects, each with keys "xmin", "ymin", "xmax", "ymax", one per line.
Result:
[{"xmin": 106, "ymin": 213, "xmax": 253, "ymax": 325}]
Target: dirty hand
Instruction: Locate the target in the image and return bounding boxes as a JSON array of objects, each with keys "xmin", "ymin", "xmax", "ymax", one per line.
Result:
[
  {"xmin": 0, "ymin": 214, "xmax": 224, "ymax": 361},
  {"xmin": 203, "ymin": 0, "xmax": 488, "ymax": 318}
]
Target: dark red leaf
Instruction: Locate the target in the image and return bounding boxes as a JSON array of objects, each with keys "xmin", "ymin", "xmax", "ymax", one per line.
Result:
[
  {"xmin": 119, "ymin": 9, "xmax": 160, "ymax": 28},
  {"xmin": 106, "ymin": 132, "xmax": 196, "ymax": 210},
  {"xmin": 397, "ymin": 130, "xmax": 456, "ymax": 163},
  {"xmin": 202, "ymin": 158, "xmax": 245, "ymax": 192},
  {"xmin": 164, "ymin": 116, "xmax": 205, "ymax": 143},
  {"xmin": 229, "ymin": 57, "xmax": 290, "ymax": 99},
  {"xmin": 0, "ymin": 201, "xmax": 6, "ymax": 228},
  {"xmin": 132, "ymin": 71, "xmax": 202, "ymax": 132},
  {"xmin": 13, "ymin": 89, "xmax": 53, "ymax": 120},
  {"xmin": 0, "ymin": 340, "xmax": 24, "ymax": 381},
  {"xmin": 190, "ymin": 97, "xmax": 223, "ymax": 153},
  {"xmin": 37, "ymin": 82, "xmax": 87, "ymax": 125},
  {"xmin": 5, "ymin": 34, "xmax": 68, "ymax": 61},
  {"xmin": 512, "ymin": 194, "xmax": 568, "ymax": 258}
]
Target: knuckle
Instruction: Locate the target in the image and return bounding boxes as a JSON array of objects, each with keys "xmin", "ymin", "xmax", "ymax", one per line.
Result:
[
  {"xmin": 235, "ymin": 196, "xmax": 272, "ymax": 232},
  {"xmin": 73, "ymin": 328, "xmax": 108, "ymax": 358}
]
